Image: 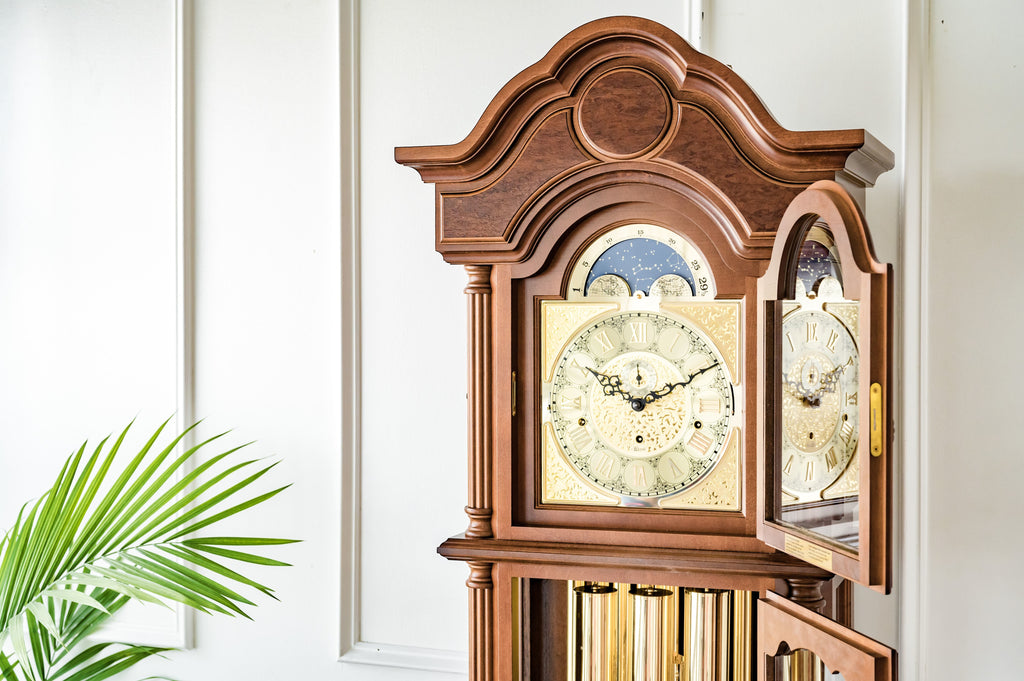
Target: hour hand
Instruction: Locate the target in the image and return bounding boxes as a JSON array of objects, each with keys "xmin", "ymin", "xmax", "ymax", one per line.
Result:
[
  {"xmin": 586, "ymin": 367, "xmax": 632, "ymax": 402},
  {"xmin": 783, "ymin": 375, "xmax": 820, "ymax": 406}
]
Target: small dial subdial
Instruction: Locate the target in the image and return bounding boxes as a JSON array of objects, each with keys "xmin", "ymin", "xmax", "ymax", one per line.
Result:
[
  {"xmin": 649, "ymin": 274, "xmax": 693, "ymax": 298},
  {"xmin": 548, "ymin": 311, "xmax": 736, "ymax": 499},
  {"xmin": 587, "ymin": 273, "xmax": 631, "ymax": 297},
  {"xmin": 626, "ymin": 359, "xmax": 659, "ymax": 396}
]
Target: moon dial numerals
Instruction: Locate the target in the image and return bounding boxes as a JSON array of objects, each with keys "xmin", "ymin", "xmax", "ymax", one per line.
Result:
[
  {"xmin": 780, "ymin": 309, "xmax": 859, "ymax": 497},
  {"xmin": 549, "ymin": 312, "xmax": 735, "ymax": 499}
]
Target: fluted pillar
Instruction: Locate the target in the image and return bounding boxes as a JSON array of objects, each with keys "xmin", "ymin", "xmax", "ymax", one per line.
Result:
[
  {"xmin": 467, "ymin": 561, "xmax": 494, "ymax": 681},
  {"xmin": 464, "ymin": 265, "xmax": 493, "ymax": 538}
]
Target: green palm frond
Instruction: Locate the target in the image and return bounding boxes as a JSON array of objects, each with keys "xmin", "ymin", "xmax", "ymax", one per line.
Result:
[{"xmin": 0, "ymin": 419, "xmax": 296, "ymax": 681}]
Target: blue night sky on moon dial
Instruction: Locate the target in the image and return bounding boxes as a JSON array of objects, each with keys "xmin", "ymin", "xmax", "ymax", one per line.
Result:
[{"xmin": 585, "ymin": 237, "xmax": 695, "ymax": 295}]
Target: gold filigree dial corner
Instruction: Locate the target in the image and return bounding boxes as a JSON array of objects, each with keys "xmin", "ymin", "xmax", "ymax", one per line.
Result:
[
  {"xmin": 541, "ymin": 301, "xmax": 619, "ymax": 382},
  {"xmin": 824, "ymin": 301, "xmax": 859, "ymax": 337},
  {"xmin": 542, "ymin": 425, "xmax": 619, "ymax": 505},
  {"xmin": 822, "ymin": 446, "xmax": 859, "ymax": 500},
  {"xmin": 659, "ymin": 428, "xmax": 741, "ymax": 511},
  {"xmin": 661, "ymin": 301, "xmax": 742, "ymax": 384}
]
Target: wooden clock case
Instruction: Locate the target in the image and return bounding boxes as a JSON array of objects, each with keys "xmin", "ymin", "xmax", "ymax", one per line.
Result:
[{"xmin": 397, "ymin": 16, "xmax": 895, "ymax": 681}]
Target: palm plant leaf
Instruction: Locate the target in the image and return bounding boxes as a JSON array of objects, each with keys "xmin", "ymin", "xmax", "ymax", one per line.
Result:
[{"xmin": 0, "ymin": 419, "xmax": 296, "ymax": 680}]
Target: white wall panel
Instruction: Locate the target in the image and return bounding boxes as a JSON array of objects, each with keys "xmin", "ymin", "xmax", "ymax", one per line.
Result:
[
  {"xmin": 925, "ymin": 1, "xmax": 1024, "ymax": 679},
  {"xmin": 0, "ymin": 0, "xmax": 186, "ymax": 650},
  {"xmin": 707, "ymin": 0, "xmax": 904, "ymax": 648},
  {"xmin": 154, "ymin": 0, "xmax": 343, "ymax": 679},
  {"xmin": 360, "ymin": 0, "xmax": 694, "ymax": 661},
  {"xmin": 0, "ymin": 1, "xmax": 177, "ymax": 494}
]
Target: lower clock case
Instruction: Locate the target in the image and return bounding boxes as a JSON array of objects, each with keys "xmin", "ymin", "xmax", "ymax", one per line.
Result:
[{"xmin": 516, "ymin": 579, "xmax": 849, "ymax": 681}]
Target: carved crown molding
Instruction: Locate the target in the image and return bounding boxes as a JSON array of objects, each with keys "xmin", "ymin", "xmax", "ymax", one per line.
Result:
[{"xmin": 396, "ymin": 15, "xmax": 894, "ymax": 266}]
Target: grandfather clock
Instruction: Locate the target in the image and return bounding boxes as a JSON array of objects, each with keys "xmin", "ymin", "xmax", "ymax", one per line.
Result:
[{"xmin": 397, "ymin": 17, "xmax": 895, "ymax": 681}]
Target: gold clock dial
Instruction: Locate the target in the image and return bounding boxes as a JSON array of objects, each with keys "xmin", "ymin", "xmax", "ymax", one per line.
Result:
[
  {"xmin": 780, "ymin": 309, "xmax": 858, "ymax": 499},
  {"xmin": 548, "ymin": 311, "xmax": 735, "ymax": 500}
]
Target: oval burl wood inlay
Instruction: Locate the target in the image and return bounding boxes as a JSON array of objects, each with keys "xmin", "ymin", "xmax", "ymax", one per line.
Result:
[{"xmin": 577, "ymin": 69, "xmax": 671, "ymax": 158}]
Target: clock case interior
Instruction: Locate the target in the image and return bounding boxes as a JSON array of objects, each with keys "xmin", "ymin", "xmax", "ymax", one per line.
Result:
[{"xmin": 397, "ymin": 16, "xmax": 895, "ymax": 681}]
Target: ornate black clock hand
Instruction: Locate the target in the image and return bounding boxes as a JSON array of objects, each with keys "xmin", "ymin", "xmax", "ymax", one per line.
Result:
[
  {"xmin": 817, "ymin": 362, "xmax": 847, "ymax": 393},
  {"xmin": 644, "ymin": 361, "xmax": 720, "ymax": 404},
  {"xmin": 790, "ymin": 362, "xmax": 848, "ymax": 407},
  {"xmin": 585, "ymin": 367, "xmax": 632, "ymax": 402},
  {"xmin": 783, "ymin": 375, "xmax": 819, "ymax": 402}
]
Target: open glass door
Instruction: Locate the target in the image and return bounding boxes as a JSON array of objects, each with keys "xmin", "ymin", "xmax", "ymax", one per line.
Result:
[
  {"xmin": 758, "ymin": 591, "xmax": 895, "ymax": 681},
  {"xmin": 757, "ymin": 180, "xmax": 893, "ymax": 591}
]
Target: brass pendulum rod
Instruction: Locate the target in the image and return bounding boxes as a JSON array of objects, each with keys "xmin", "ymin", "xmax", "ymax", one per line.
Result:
[
  {"xmin": 683, "ymin": 589, "xmax": 721, "ymax": 681},
  {"xmin": 732, "ymin": 590, "xmax": 753, "ymax": 681},
  {"xmin": 573, "ymin": 583, "xmax": 619, "ymax": 681},
  {"xmin": 567, "ymin": 583, "xmax": 757, "ymax": 681},
  {"xmin": 629, "ymin": 585, "xmax": 674, "ymax": 681}
]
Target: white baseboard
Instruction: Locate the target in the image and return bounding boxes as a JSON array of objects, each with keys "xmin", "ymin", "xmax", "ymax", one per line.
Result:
[{"xmin": 340, "ymin": 641, "xmax": 468, "ymax": 675}]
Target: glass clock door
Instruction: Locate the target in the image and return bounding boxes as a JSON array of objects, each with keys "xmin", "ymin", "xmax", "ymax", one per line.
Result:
[{"xmin": 757, "ymin": 181, "xmax": 893, "ymax": 591}]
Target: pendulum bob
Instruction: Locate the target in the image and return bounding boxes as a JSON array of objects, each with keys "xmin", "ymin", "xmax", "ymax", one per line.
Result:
[
  {"xmin": 627, "ymin": 586, "xmax": 676, "ymax": 681},
  {"xmin": 731, "ymin": 591, "xmax": 753, "ymax": 681},
  {"xmin": 682, "ymin": 588, "xmax": 732, "ymax": 681},
  {"xmin": 572, "ymin": 582, "xmax": 619, "ymax": 681},
  {"xmin": 778, "ymin": 649, "xmax": 825, "ymax": 681}
]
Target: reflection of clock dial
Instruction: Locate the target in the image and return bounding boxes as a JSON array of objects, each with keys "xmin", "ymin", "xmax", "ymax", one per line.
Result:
[
  {"xmin": 780, "ymin": 309, "xmax": 858, "ymax": 499},
  {"xmin": 548, "ymin": 311, "xmax": 735, "ymax": 500}
]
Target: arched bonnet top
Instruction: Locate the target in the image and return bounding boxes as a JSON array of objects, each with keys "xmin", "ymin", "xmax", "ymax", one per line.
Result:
[{"xmin": 396, "ymin": 16, "xmax": 894, "ymax": 265}]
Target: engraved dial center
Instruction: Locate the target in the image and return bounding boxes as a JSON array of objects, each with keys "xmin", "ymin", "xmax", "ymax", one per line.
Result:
[
  {"xmin": 589, "ymin": 351, "xmax": 688, "ymax": 456},
  {"xmin": 783, "ymin": 354, "xmax": 841, "ymax": 452}
]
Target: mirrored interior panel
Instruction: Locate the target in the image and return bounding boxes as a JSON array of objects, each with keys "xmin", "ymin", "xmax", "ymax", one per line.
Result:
[{"xmin": 778, "ymin": 223, "xmax": 860, "ymax": 551}]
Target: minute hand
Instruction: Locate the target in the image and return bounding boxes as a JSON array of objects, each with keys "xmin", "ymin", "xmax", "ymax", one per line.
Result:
[{"xmin": 644, "ymin": 362, "xmax": 720, "ymax": 404}]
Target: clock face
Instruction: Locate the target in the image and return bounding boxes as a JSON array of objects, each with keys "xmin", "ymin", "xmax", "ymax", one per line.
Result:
[
  {"xmin": 548, "ymin": 311, "xmax": 735, "ymax": 500},
  {"xmin": 780, "ymin": 308, "xmax": 859, "ymax": 500}
]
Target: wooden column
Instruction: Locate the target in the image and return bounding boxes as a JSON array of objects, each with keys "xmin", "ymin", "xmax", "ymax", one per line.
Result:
[
  {"xmin": 783, "ymin": 577, "xmax": 828, "ymax": 615},
  {"xmin": 467, "ymin": 561, "xmax": 494, "ymax": 681},
  {"xmin": 465, "ymin": 265, "xmax": 493, "ymax": 538}
]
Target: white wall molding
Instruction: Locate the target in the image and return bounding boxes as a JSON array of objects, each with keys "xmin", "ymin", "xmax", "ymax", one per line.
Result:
[
  {"xmin": 898, "ymin": 0, "xmax": 930, "ymax": 679},
  {"xmin": 171, "ymin": 0, "xmax": 196, "ymax": 649},
  {"xmin": 338, "ymin": 0, "xmax": 363, "ymax": 663},
  {"xmin": 343, "ymin": 642, "xmax": 468, "ymax": 675},
  {"xmin": 688, "ymin": 0, "xmax": 707, "ymax": 50},
  {"xmin": 336, "ymin": 1, "xmax": 469, "ymax": 674},
  {"xmin": 91, "ymin": 0, "xmax": 195, "ymax": 650}
]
